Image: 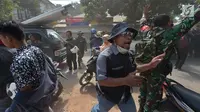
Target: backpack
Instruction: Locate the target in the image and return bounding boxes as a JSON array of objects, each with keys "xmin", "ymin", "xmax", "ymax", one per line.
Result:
[{"xmin": 7, "ymin": 54, "xmax": 58, "ymax": 112}]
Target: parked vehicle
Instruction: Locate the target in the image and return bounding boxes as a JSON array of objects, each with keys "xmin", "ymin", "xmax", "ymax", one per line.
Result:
[
  {"xmin": 158, "ymin": 78, "xmax": 200, "ymax": 112},
  {"xmin": 22, "ymin": 25, "xmax": 67, "ymax": 64},
  {"xmin": 20, "ymin": 5, "xmax": 73, "ymax": 68},
  {"xmin": 52, "ymin": 61, "xmax": 68, "ymax": 101}
]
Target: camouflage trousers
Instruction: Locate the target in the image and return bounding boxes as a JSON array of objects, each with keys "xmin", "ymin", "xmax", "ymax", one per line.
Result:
[{"xmin": 138, "ymin": 72, "xmax": 166, "ymax": 112}]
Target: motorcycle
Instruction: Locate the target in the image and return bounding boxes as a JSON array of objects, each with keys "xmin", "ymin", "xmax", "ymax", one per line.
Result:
[
  {"xmin": 79, "ymin": 47, "xmax": 100, "ymax": 86},
  {"xmin": 158, "ymin": 78, "xmax": 200, "ymax": 112},
  {"xmin": 6, "ymin": 61, "xmax": 67, "ymax": 102},
  {"xmin": 52, "ymin": 61, "xmax": 68, "ymax": 101}
]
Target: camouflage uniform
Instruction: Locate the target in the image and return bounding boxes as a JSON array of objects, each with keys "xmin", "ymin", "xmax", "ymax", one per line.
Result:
[{"xmin": 136, "ymin": 16, "xmax": 200, "ymax": 112}]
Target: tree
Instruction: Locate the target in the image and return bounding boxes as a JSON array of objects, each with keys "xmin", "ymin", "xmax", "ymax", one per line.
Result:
[
  {"xmin": 81, "ymin": 0, "xmax": 193, "ymax": 23},
  {"xmin": 81, "ymin": 0, "xmax": 108, "ymax": 22},
  {"xmin": 68, "ymin": 2, "xmax": 83, "ymax": 16},
  {"xmin": 0, "ymin": 0, "xmax": 16, "ymax": 21},
  {"xmin": 10, "ymin": 0, "xmax": 41, "ymax": 21},
  {"xmin": 17, "ymin": 0, "xmax": 41, "ymax": 18}
]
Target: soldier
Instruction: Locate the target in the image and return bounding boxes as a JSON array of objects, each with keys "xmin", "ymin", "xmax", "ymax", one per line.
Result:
[
  {"xmin": 136, "ymin": 9, "xmax": 200, "ymax": 112},
  {"xmin": 76, "ymin": 31, "xmax": 87, "ymax": 69}
]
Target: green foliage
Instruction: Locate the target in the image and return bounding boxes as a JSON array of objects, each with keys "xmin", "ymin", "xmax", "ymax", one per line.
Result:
[
  {"xmin": 17, "ymin": 0, "xmax": 41, "ymax": 16},
  {"xmin": 0, "ymin": 0, "xmax": 16, "ymax": 21},
  {"xmin": 81, "ymin": 0, "xmax": 193, "ymax": 23},
  {"xmin": 81, "ymin": 0, "xmax": 108, "ymax": 21},
  {"xmin": 196, "ymin": 0, "xmax": 200, "ymax": 3}
]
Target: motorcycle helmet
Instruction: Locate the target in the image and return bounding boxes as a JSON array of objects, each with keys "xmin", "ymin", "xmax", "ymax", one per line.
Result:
[
  {"xmin": 96, "ymin": 31, "xmax": 102, "ymax": 38},
  {"xmin": 91, "ymin": 28, "xmax": 97, "ymax": 34},
  {"xmin": 108, "ymin": 22, "xmax": 138, "ymax": 43}
]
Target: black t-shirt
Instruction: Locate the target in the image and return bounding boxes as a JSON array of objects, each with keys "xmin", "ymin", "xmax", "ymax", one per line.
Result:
[{"xmin": 65, "ymin": 38, "xmax": 76, "ymax": 54}]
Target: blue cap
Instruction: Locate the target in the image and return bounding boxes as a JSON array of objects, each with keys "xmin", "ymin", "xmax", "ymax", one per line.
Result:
[{"xmin": 108, "ymin": 22, "xmax": 138, "ymax": 42}]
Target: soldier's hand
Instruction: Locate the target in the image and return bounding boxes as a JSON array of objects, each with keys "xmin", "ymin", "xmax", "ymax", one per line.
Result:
[
  {"xmin": 143, "ymin": 5, "xmax": 151, "ymax": 14},
  {"xmin": 124, "ymin": 73, "xmax": 145, "ymax": 87}
]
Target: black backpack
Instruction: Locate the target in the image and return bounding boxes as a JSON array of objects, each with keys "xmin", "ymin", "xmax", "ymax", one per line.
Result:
[{"xmin": 11, "ymin": 53, "xmax": 58, "ymax": 112}]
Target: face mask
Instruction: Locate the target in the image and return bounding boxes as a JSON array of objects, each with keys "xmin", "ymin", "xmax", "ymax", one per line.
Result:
[{"xmin": 117, "ymin": 45, "xmax": 129, "ymax": 54}]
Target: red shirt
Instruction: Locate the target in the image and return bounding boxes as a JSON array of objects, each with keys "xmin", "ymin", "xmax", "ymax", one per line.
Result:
[{"xmin": 0, "ymin": 40, "xmax": 4, "ymax": 45}]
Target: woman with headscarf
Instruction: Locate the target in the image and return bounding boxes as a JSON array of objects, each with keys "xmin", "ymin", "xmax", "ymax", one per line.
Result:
[{"xmin": 100, "ymin": 34, "xmax": 112, "ymax": 52}]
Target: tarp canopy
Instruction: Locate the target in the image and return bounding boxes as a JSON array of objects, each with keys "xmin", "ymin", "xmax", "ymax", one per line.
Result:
[{"xmin": 21, "ymin": 5, "xmax": 72, "ymax": 25}]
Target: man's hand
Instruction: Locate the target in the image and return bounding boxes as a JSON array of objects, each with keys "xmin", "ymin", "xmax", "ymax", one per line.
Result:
[
  {"xmin": 123, "ymin": 72, "xmax": 145, "ymax": 87},
  {"xmin": 136, "ymin": 53, "xmax": 165, "ymax": 73},
  {"xmin": 149, "ymin": 53, "xmax": 166, "ymax": 69}
]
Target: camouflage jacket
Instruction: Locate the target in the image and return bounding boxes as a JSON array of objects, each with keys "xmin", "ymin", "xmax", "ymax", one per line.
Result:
[{"xmin": 135, "ymin": 17, "xmax": 199, "ymax": 65}]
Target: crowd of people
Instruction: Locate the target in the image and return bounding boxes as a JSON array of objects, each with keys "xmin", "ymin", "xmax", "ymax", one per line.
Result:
[
  {"xmin": 0, "ymin": 4, "xmax": 200, "ymax": 112},
  {"xmin": 64, "ymin": 29, "xmax": 111, "ymax": 75}
]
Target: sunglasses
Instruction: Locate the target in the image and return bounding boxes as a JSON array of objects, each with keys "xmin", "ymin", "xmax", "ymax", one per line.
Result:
[{"xmin": 120, "ymin": 31, "xmax": 136, "ymax": 37}]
